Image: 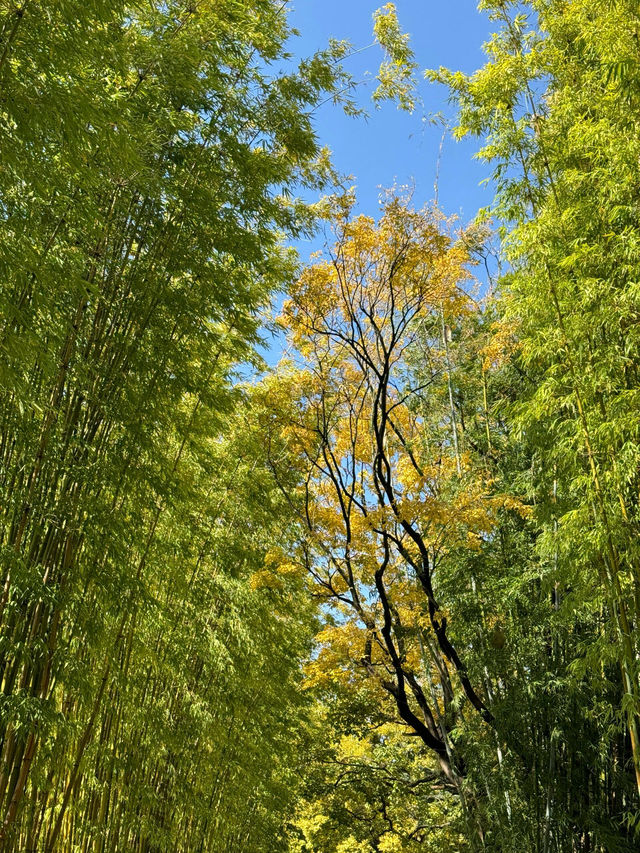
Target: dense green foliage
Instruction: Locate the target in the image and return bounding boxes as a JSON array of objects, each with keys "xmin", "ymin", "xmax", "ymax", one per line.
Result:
[
  {"xmin": 0, "ymin": 0, "xmax": 349, "ymax": 849},
  {"xmin": 3, "ymin": 1, "xmax": 640, "ymax": 852}
]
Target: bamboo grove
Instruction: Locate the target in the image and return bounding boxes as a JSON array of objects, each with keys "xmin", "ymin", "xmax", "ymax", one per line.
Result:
[{"xmin": 2, "ymin": 1, "xmax": 640, "ymax": 852}]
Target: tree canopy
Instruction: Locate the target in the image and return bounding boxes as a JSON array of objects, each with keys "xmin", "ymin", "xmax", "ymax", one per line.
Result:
[{"xmin": 2, "ymin": 1, "xmax": 640, "ymax": 851}]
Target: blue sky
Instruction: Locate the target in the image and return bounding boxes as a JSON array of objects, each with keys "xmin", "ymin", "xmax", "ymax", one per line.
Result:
[
  {"xmin": 288, "ymin": 0, "xmax": 494, "ymax": 231},
  {"xmin": 257, "ymin": 1, "xmax": 495, "ymax": 364}
]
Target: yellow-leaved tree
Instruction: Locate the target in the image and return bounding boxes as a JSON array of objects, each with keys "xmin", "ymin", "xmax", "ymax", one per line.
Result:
[{"xmin": 262, "ymin": 193, "xmax": 525, "ymax": 850}]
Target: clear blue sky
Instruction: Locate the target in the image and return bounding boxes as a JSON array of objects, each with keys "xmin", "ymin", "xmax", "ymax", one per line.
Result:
[
  {"xmin": 288, "ymin": 0, "xmax": 493, "ymax": 229},
  {"xmin": 257, "ymin": 1, "xmax": 494, "ymax": 364}
]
